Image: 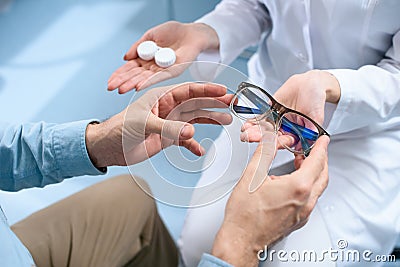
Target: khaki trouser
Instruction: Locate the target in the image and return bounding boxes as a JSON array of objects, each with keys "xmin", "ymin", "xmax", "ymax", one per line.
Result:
[{"xmin": 11, "ymin": 175, "xmax": 178, "ymax": 267}]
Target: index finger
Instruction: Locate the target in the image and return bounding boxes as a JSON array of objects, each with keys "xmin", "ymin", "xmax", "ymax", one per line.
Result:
[
  {"xmin": 295, "ymin": 135, "xmax": 330, "ymax": 184},
  {"xmin": 238, "ymin": 132, "xmax": 277, "ymax": 192},
  {"xmin": 170, "ymin": 82, "xmax": 227, "ymax": 103},
  {"xmin": 110, "ymin": 60, "xmax": 141, "ymax": 78}
]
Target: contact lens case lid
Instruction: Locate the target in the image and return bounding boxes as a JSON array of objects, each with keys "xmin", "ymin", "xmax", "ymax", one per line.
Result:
[
  {"xmin": 155, "ymin": 47, "xmax": 176, "ymax": 68},
  {"xmin": 137, "ymin": 41, "xmax": 159, "ymax": 61}
]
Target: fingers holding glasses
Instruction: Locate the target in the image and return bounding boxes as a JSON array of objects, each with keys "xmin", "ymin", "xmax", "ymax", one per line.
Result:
[{"xmin": 239, "ymin": 120, "xmax": 296, "ymax": 150}]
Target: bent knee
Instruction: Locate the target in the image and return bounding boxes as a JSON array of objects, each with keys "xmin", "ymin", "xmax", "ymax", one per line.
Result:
[
  {"xmin": 88, "ymin": 174, "xmax": 156, "ymax": 222},
  {"xmin": 105, "ymin": 174, "xmax": 155, "ymax": 208}
]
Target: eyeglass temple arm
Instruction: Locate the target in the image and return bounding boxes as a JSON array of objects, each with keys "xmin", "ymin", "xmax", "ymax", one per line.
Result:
[
  {"xmin": 233, "ymin": 105, "xmax": 318, "ymax": 141},
  {"xmin": 280, "ymin": 118, "xmax": 311, "ymax": 155}
]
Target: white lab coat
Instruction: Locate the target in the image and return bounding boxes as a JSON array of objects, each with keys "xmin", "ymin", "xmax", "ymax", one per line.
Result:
[{"xmin": 178, "ymin": 1, "xmax": 400, "ymax": 266}]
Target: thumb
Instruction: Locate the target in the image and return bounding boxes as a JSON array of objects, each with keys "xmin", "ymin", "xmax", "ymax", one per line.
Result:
[
  {"xmin": 124, "ymin": 34, "xmax": 149, "ymax": 60},
  {"xmin": 124, "ymin": 40, "xmax": 141, "ymax": 60},
  {"xmin": 146, "ymin": 114, "xmax": 195, "ymax": 140},
  {"xmin": 241, "ymin": 132, "xmax": 277, "ymax": 192}
]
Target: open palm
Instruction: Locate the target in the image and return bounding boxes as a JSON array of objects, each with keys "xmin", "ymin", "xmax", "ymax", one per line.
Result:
[
  {"xmin": 121, "ymin": 83, "xmax": 233, "ymax": 165},
  {"xmin": 108, "ymin": 21, "xmax": 219, "ymax": 94}
]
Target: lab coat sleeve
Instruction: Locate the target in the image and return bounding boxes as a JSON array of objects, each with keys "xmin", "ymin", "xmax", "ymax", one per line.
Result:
[
  {"xmin": 326, "ymin": 30, "xmax": 400, "ymax": 135},
  {"xmin": 0, "ymin": 120, "xmax": 105, "ymax": 192},
  {"xmin": 196, "ymin": 0, "xmax": 271, "ymax": 65}
]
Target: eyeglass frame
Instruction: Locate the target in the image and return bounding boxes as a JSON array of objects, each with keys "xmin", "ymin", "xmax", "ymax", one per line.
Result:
[{"xmin": 229, "ymin": 82, "xmax": 330, "ymax": 156}]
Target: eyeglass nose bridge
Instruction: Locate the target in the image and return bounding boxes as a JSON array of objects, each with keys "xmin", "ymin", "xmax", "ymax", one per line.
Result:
[
  {"xmin": 269, "ymin": 102, "xmax": 287, "ymax": 121},
  {"xmin": 259, "ymin": 103, "xmax": 285, "ymax": 134}
]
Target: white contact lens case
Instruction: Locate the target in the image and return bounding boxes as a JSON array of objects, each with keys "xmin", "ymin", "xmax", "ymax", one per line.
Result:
[
  {"xmin": 137, "ymin": 41, "xmax": 176, "ymax": 68},
  {"xmin": 137, "ymin": 41, "xmax": 159, "ymax": 61},
  {"xmin": 155, "ymin": 48, "xmax": 176, "ymax": 68}
]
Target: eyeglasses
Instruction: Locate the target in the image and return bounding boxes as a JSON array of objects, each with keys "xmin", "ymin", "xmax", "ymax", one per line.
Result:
[{"xmin": 230, "ymin": 82, "xmax": 329, "ymax": 156}]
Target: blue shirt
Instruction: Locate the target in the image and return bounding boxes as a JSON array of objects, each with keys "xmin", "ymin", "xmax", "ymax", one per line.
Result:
[{"xmin": 0, "ymin": 121, "xmax": 231, "ymax": 267}]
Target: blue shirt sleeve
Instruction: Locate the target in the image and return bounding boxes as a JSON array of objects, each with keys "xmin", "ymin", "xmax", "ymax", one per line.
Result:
[
  {"xmin": 0, "ymin": 120, "xmax": 105, "ymax": 192},
  {"xmin": 197, "ymin": 253, "xmax": 234, "ymax": 267},
  {"xmin": 0, "ymin": 207, "xmax": 36, "ymax": 266}
]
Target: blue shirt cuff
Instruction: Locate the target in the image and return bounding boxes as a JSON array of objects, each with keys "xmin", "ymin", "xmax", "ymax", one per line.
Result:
[
  {"xmin": 52, "ymin": 120, "xmax": 106, "ymax": 178},
  {"xmin": 197, "ymin": 253, "xmax": 234, "ymax": 267}
]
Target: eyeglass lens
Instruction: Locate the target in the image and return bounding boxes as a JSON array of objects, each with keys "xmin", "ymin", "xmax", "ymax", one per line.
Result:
[{"xmin": 232, "ymin": 86, "xmax": 319, "ymax": 154}]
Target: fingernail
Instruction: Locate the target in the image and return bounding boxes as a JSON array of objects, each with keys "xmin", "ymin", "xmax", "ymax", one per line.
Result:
[
  {"xmin": 223, "ymin": 113, "xmax": 233, "ymax": 122},
  {"xmin": 180, "ymin": 125, "xmax": 191, "ymax": 138},
  {"xmin": 123, "ymin": 55, "xmax": 127, "ymax": 60},
  {"xmin": 199, "ymin": 146, "xmax": 206, "ymax": 156},
  {"xmin": 326, "ymin": 135, "xmax": 331, "ymax": 144}
]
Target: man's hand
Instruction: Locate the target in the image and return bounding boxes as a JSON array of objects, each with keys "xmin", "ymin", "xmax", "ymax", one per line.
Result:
[
  {"xmin": 211, "ymin": 134, "xmax": 330, "ymax": 267},
  {"xmin": 86, "ymin": 82, "xmax": 233, "ymax": 167},
  {"xmin": 274, "ymin": 70, "xmax": 341, "ymax": 125},
  {"xmin": 107, "ymin": 21, "xmax": 219, "ymax": 94}
]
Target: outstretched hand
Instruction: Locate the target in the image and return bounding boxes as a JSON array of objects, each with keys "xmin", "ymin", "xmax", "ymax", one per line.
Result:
[
  {"xmin": 107, "ymin": 21, "xmax": 219, "ymax": 94},
  {"xmin": 86, "ymin": 82, "xmax": 233, "ymax": 167}
]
